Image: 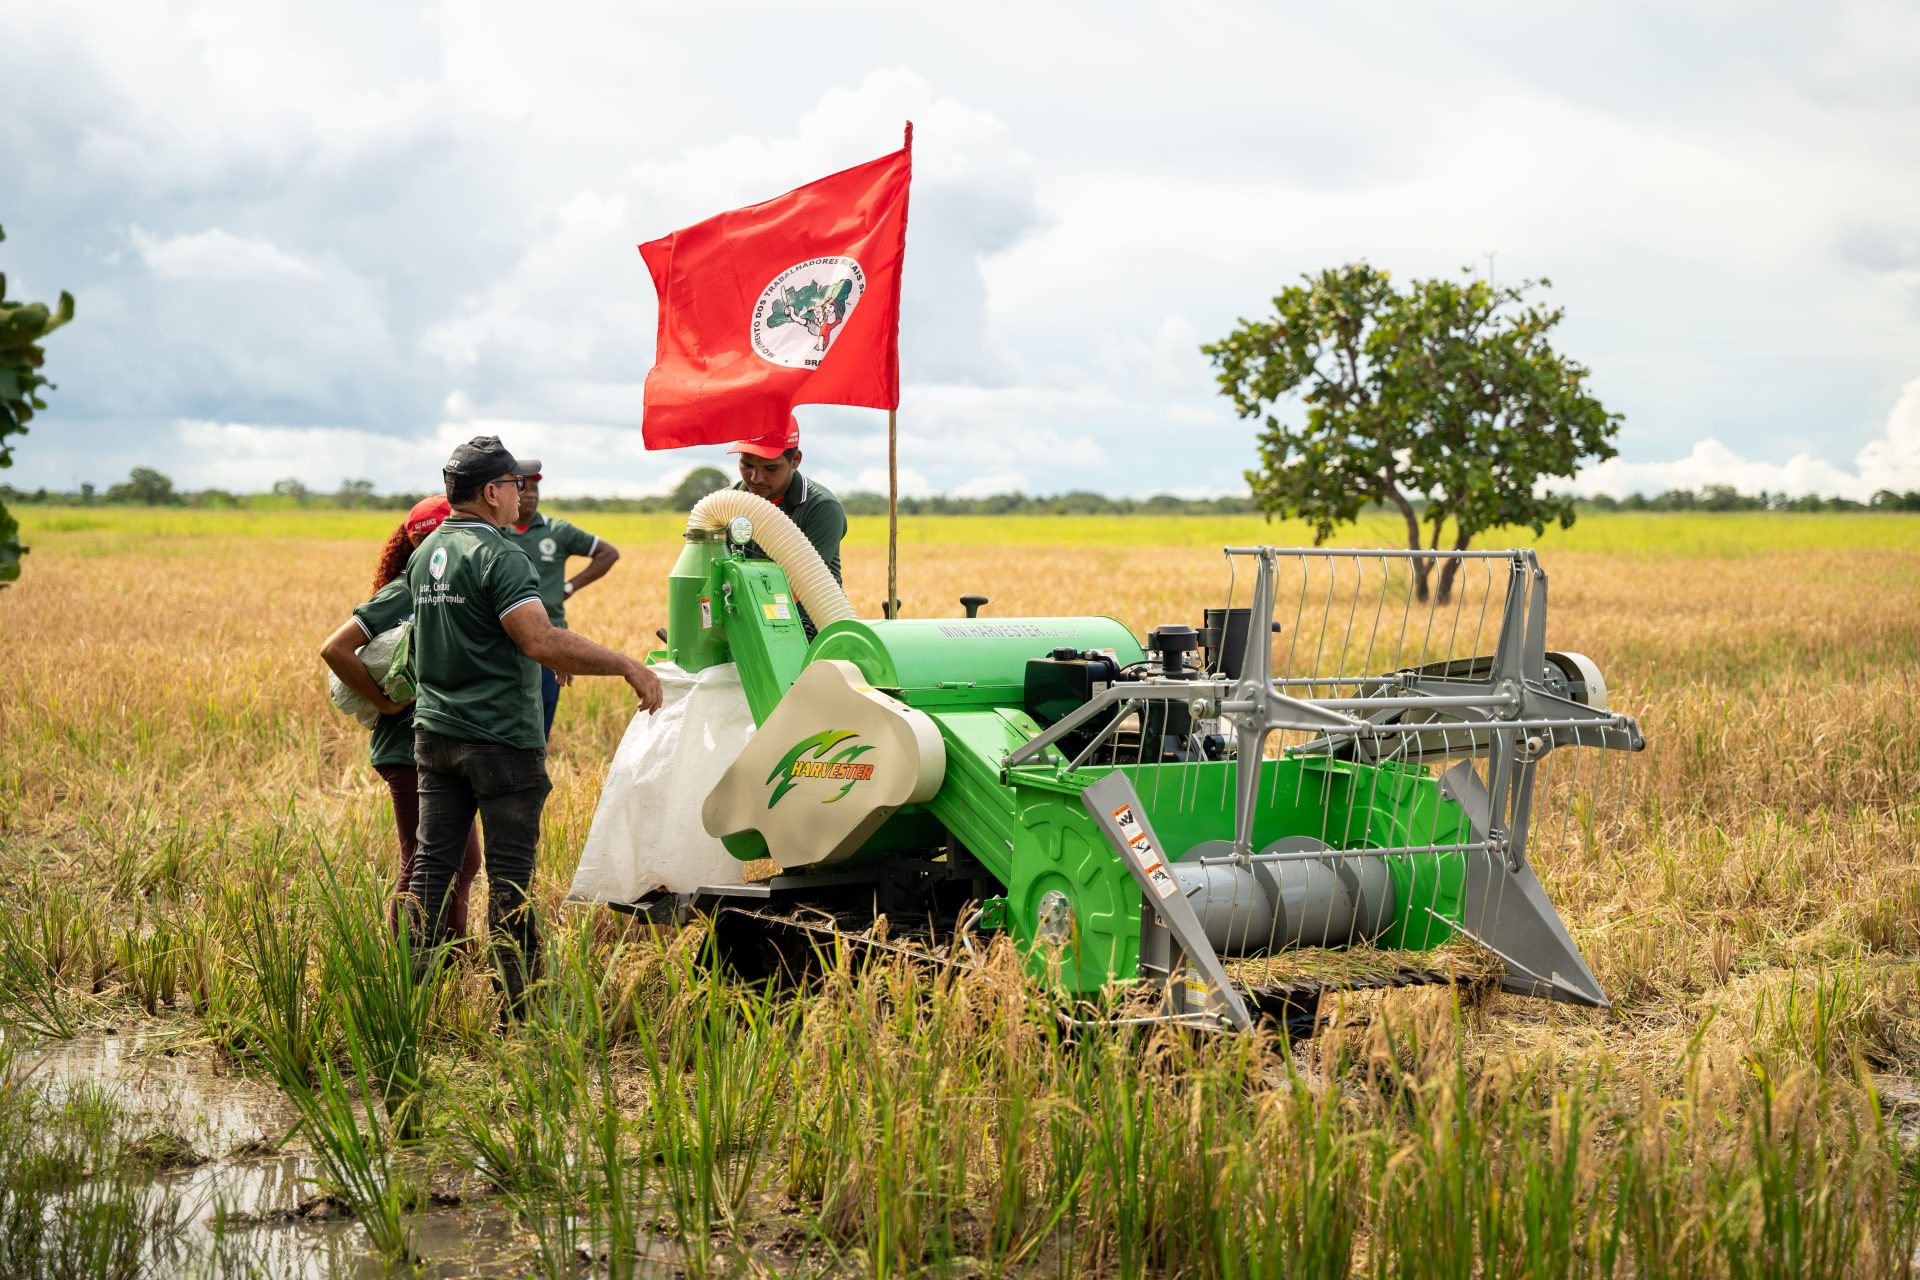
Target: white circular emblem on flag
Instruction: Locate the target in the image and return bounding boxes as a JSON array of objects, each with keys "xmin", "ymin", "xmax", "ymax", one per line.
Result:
[
  {"xmin": 750, "ymin": 256, "xmax": 866, "ymax": 370},
  {"xmin": 429, "ymin": 546, "xmax": 448, "ymax": 581}
]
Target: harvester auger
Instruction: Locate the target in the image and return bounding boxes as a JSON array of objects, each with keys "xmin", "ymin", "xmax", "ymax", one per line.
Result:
[{"xmin": 580, "ymin": 494, "xmax": 1645, "ymax": 1033}]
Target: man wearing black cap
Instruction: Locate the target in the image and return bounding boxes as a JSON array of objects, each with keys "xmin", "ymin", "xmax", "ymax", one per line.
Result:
[
  {"xmin": 406, "ymin": 435, "xmax": 662, "ymax": 1016},
  {"xmin": 501, "ymin": 458, "xmax": 620, "ymax": 740}
]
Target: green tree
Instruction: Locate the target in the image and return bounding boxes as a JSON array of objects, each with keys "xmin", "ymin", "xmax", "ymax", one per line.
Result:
[
  {"xmin": 669, "ymin": 465, "xmax": 730, "ymax": 510},
  {"xmin": 106, "ymin": 467, "xmax": 178, "ymax": 506},
  {"xmin": 335, "ymin": 477, "xmax": 377, "ymax": 508},
  {"xmin": 1203, "ymin": 263, "xmax": 1620, "ymax": 602},
  {"xmin": 271, "ymin": 477, "xmax": 310, "ymax": 505},
  {"xmin": 0, "ymin": 225, "xmax": 75, "ymax": 586}
]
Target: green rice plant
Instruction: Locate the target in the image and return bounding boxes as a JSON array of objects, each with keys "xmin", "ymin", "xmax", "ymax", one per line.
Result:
[
  {"xmin": 1501, "ymin": 1080, "xmax": 1598, "ymax": 1280},
  {"xmin": 546, "ymin": 927, "xmax": 654, "ymax": 1280},
  {"xmin": 113, "ymin": 916, "xmax": 183, "ymax": 1017},
  {"xmin": 267, "ymin": 1030, "xmax": 422, "ymax": 1265},
  {"xmin": 1364, "ymin": 1044, "xmax": 1494, "ymax": 1280},
  {"xmin": 0, "ymin": 896, "xmax": 78, "ymax": 1038},
  {"xmin": 1714, "ymin": 1075, "xmax": 1891, "ymax": 1280},
  {"xmin": 637, "ymin": 946, "xmax": 795, "ymax": 1274},
  {"xmin": 78, "ymin": 913, "xmax": 117, "ymax": 994},
  {"xmin": 132, "ymin": 813, "xmax": 208, "ymax": 901},
  {"xmin": 442, "ymin": 924, "xmax": 654, "ymax": 1275},
  {"xmin": 440, "ymin": 1031, "xmax": 592, "ymax": 1202},
  {"xmin": 180, "ymin": 918, "xmax": 233, "ymax": 1020},
  {"xmin": 975, "ymin": 1007, "xmax": 1089, "ymax": 1277},
  {"xmin": 231, "ymin": 886, "xmax": 332, "ymax": 1082},
  {"xmin": 29, "ymin": 881, "xmax": 85, "ymax": 983},
  {"xmin": 1075, "ymin": 1035, "xmax": 1171, "ymax": 1278},
  {"xmin": 1598, "ymin": 1112, "xmax": 1704, "ymax": 1280},
  {"xmin": 315, "ymin": 863, "xmax": 437, "ymax": 1141},
  {"xmin": 583, "ymin": 1066, "xmax": 650, "ymax": 1280},
  {"xmin": 1219, "ymin": 1075, "xmax": 1361, "ymax": 1280},
  {"xmin": 1753, "ymin": 963, "xmax": 1874, "ymax": 1077}
]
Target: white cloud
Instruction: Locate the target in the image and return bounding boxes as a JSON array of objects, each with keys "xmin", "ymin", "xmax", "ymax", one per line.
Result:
[
  {"xmin": 1573, "ymin": 375, "xmax": 1920, "ymax": 498},
  {"xmin": 130, "ymin": 226, "xmax": 321, "ymax": 282},
  {"xmin": 168, "ymin": 415, "xmax": 687, "ymax": 497},
  {"xmin": 813, "ymin": 466, "xmax": 932, "ymax": 499},
  {"xmin": 1852, "ymin": 376, "xmax": 1920, "ymax": 494}
]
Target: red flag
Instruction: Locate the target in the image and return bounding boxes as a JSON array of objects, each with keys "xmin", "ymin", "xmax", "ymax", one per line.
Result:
[{"xmin": 639, "ymin": 127, "xmax": 912, "ymax": 449}]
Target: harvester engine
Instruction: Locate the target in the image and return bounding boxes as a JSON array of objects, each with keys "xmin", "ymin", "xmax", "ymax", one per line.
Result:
[{"xmin": 569, "ymin": 499, "xmax": 1646, "ymax": 1033}]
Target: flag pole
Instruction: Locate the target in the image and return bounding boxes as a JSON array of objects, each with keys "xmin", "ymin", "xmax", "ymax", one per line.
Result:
[{"xmin": 886, "ymin": 406, "xmax": 899, "ymax": 618}]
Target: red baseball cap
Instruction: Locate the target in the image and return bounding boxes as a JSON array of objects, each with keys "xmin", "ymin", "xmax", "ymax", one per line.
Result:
[
  {"xmin": 726, "ymin": 415, "xmax": 801, "ymax": 460},
  {"xmin": 406, "ymin": 494, "xmax": 451, "ymax": 536}
]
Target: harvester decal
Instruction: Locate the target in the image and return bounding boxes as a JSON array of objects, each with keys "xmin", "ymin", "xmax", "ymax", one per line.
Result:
[{"xmin": 765, "ymin": 730, "xmax": 876, "ymax": 807}]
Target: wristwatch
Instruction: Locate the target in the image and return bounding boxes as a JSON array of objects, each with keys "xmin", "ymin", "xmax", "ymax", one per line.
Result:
[{"xmin": 563, "ymin": 581, "xmax": 576, "ymax": 597}]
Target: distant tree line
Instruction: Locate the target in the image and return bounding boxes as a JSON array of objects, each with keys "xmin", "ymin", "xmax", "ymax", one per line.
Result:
[
  {"xmin": 1582, "ymin": 484, "xmax": 1920, "ymax": 513},
  {"xmin": 5, "ymin": 469, "xmax": 1918, "ymax": 516}
]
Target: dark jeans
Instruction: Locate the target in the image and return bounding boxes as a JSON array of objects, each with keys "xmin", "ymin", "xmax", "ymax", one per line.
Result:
[
  {"xmin": 540, "ymin": 665, "xmax": 560, "ymax": 740},
  {"xmin": 373, "ymin": 763, "xmax": 481, "ymax": 939},
  {"xmin": 411, "ymin": 729, "xmax": 552, "ymax": 1017}
]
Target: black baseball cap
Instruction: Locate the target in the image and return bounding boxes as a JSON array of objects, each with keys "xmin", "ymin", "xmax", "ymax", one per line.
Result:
[{"xmin": 443, "ymin": 435, "xmax": 521, "ymax": 486}]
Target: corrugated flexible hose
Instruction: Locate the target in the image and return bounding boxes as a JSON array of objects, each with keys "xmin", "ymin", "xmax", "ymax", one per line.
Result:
[{"xmin": 687, "ymin": 490, "xmax": 857, "ymax": 627}]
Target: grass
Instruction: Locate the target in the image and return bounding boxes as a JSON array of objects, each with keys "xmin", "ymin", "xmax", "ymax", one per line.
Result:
[{"xmin": 1, "ymin": 507, "xmax": 1918, "ymax": 1276}]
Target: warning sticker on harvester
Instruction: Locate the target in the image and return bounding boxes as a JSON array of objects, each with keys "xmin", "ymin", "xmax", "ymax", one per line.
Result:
[
  {"xmin": 1111, "ymin": 803, "xmax": 1179, "ymax": 900},
  {"xmin": 699, "ymin": 598, "xmax": 712, "ymax": 629},
  {"xmin": 761, "ymin": 600, "xmax": 791, "ymax": 621}
]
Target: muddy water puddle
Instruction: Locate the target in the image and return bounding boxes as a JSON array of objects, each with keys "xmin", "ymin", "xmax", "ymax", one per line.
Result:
[{"xmin": 17, "ymin": 1033, "xmax": 574, "ymax": 1278}]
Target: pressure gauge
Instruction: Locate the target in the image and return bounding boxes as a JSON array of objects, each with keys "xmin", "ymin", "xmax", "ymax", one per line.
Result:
[{"xmin": 727, "ymin": 515, "xmax": 754, "ymax": 547}]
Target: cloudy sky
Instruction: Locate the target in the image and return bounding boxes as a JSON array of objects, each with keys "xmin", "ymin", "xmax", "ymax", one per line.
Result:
[{"xmin": 4, "ymin": 1, "xmax": 1918, "ymax": 500}]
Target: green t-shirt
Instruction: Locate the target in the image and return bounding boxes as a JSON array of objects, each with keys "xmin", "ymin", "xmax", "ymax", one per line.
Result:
[
  {"xmin": 502, "ymin": 512, "xmax": 599, "ymax": 628},
  {"xmin": 734, "ymin": 472, "xmax": 844, "ymax": 583},
  {"xmin": 406, "ymin": 518, "xmax": 546, "ymax": 750},
  {"xmin": 733, "ymin": 473, "xmax": 846, "ymax": 634},
  {"xmin": 352, "ymin": 579, "xmax": 417, "ymax": 768}
]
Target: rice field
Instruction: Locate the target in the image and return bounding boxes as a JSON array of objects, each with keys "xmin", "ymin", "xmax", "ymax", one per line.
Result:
[{"xmin": 1, "ymin": 506, "xmax": 1917, "ymax": 1278}]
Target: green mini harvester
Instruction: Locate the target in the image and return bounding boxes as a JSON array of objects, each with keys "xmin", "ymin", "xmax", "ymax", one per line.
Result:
[{"xmin": 603, "ymin": 495, "xmax": 1644, "ymax": 1031}]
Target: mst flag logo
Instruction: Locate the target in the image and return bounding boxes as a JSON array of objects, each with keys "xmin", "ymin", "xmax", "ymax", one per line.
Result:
[
  {"xmin": 752, "ymin": 257, "xmax": 866, "ymax": 369},
  {"xmin": 637, "ymin": 125, "xmax": 911, "ymax": 449},
  {"xmin": 765, "ymin": 730, "xmax": 876, "ymax": 809}
]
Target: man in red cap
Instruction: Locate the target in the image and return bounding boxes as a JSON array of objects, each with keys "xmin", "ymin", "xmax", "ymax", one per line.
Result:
[{"xmin": 727, "ymin": 414, "xmax": 845, "ymax": 635}]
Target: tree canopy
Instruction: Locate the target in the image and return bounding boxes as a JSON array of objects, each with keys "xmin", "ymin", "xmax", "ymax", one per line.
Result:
[
  {"xmin": 105, "ymin": 467, "xmax": 179, "ymax": 506},
  {"xmin": 1203, "ymin": 263, "xmax": 1619, "ymax": 602},
  {"xmin": 669, "ymin": 466, "xmax": 731, "ymax": 510},
  {"xmin": 0, "ymin": 225, "xmax": 75, "ymax": 585}
]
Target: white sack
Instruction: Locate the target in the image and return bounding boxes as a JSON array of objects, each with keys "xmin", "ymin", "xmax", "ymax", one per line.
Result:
[
  {"xmin": 328, "ymin": 624, "xmax": 409, "ymax": 729},
  {"xmin": 567, "ymin": 661, "xmax": 756, "ymax": 903}
]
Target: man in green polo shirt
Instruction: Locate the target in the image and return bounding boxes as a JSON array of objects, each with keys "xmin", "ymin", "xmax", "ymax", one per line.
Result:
[
  {"xmin": 407, "ymin": 435, "xmax": 661, "ymax": 1016},
  {"xmin": 502, "ymin": 458, "xmax": 621, "ymax": 739},
  {"xmin": 727, "ymin": 415, "xmax": 846, "ymax": 637}
]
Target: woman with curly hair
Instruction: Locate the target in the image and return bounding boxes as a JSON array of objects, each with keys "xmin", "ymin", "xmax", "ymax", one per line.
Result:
[{"xmin": 320, "ymin": 495, "xmax": 482, "ymax": 937}]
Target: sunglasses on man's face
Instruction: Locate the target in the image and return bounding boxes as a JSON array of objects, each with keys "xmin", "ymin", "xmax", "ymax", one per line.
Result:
[{"xmin": 487, "ymin": 475, "xmax": 527, "ymax": 492}]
